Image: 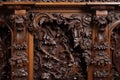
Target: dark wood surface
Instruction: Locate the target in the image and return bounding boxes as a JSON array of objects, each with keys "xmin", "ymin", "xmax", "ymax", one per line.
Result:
[{"xmin": 0, "ymin": 2, "xmax": 120, "ymax": 80}]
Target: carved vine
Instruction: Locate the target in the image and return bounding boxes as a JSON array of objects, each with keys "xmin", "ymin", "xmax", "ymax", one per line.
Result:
[{"xmin": 29, "ymin": 13, "xmax": 92, "ymax": 80}]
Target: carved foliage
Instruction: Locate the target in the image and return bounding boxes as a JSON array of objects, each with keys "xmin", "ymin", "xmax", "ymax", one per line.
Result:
[
  {"xmin": 30, "ymin": 13, "xmax": 92, "ymax": 80},
  {"xmin": 9, "ymin": 15, "xmax": 28, "ymax": 80},
  {"xmin": 110, "ymin": 26, "xmax": 120, "ymax": 79},
  {"xmin": 0, "ymin": 22, "xmax": 11, "ymax": 80},
  {"xmin": 92, "ymin": 15, "xmax": 110, "ymax": 79}
]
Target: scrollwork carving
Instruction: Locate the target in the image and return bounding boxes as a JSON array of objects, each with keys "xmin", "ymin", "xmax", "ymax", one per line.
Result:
[{"xmin": 31, "ymin": 13, "xmax": 92, "ymax": 80}]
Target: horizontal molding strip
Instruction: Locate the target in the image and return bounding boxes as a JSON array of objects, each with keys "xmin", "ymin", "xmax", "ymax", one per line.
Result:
[{"xmin": 0, "ymin": 2, "xmax": 120, "ymax": 5}]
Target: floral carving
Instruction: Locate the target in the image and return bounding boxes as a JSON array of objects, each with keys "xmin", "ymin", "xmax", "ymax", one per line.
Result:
[
  {"xmin": 91, "ymin": 51, "xmax": 110, "ymax": 66},
  {"xmin": 13, "ymin": 42, "xmax": 27, "ymax": 50},
  {"xmin": 31, "ymin": 13, "xmax": 92, "ymax": 80},
  {"xmin": 93, "ymin": 69, "xmax": 109, "ymax": 78}
]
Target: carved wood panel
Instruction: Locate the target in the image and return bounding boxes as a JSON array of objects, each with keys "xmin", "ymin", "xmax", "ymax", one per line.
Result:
[
  {"xmin": 110, "ymin": 26, "xmax": 120, "ymax": 80},
  {"xmin": 1, "ymin": 3, "xmax": 120, "ymax": 80},
  {"xmin": 31, "ymin": 13, "xmax": 92, "ymax": 80},
  {"xmin": 0, "ymin": 24, "xmax": 11, "ymax": 80}
]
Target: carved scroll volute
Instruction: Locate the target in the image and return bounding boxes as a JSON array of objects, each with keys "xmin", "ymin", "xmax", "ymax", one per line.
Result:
[
  {"xmin": 90, "ymin": 11, "xmax": 111, "ymax": 80},
  {"xmin": 9, "ymin": 13, "xmax": 29, "ymax": 80},
  {"xmin": 31, "ymin": 13, "xmax": 92, "ymax": 80}
]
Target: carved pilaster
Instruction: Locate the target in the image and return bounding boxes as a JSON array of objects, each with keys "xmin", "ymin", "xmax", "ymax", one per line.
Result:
[
  {"xmin": 9, "ymin": 14, "xmax": 29, "ymax": 80},
  {"xmin": 91, "ymin": 12, "xmax": 111, "ymax": 80}
]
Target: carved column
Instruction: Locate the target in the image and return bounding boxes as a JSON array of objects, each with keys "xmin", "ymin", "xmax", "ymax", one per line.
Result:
[
  {"xmin": 90, "ymin": 10, "xmax": 111, "ymax": 80},
  {"xmin": 9, "ymin": 10, "xmax": 29, "ymax": 80}
]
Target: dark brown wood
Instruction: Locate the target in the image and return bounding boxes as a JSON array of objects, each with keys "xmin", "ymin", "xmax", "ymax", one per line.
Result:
[
  {"xmin": 0, "ymin": 23, "xmax": 11, "ymax": 80},
  {"xmin": 0, "ymin": 2, "xmax": 120, "ymax": 80}
]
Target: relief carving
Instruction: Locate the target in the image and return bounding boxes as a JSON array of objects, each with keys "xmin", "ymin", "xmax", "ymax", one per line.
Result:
[
  {"xmin": 110, "ymin": 26, "xmax": 120, "ymax": 79},
  {"xmin": 0, "ymin": 23, "xmax": 11, "ymax": 80},
  {"xmin": 92, "ymin": 15, "xmax": 111, "ymax": 79},
  {"xmin": 30, "ymin": 13, "xmax": 92, "ymax": 80},
  {"xmin": 9, "ymin": 15, "xmax": 28, "ymax": 80},
  {"xmin": 92, "ymin": 51, "xmax": 110, "ymax": 66},
  {"xmin": 93, "ymin": 69, "xmax": 109, "ymax": 78}
]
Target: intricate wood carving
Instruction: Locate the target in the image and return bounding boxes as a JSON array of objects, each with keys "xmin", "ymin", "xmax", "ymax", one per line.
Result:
[
  {"xmin": 110, "ymin": 25, "xmax": 120, "ymax": 80},
  {"xmin": 9, "ymin": 15, "xmax": 28, "ymax": 80},
  {"xmin": 29, "ymin": 13, "xmax": 92, "ymax": 80},
  {"xmin": 0, "ymin": 19, "xmax": 11, "ymax": 80},
  {"xmin": 0, "ymin": 3, "xmax": 120, "ymax": 80},
  {"xmin": 92, "ymin": 15, "xmax": 111, "ymax": 79}
]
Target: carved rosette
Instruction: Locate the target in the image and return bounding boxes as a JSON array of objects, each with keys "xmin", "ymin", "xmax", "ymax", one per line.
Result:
[{"xmin": 9, "ymin": 15, "xmax": 28, "ymax": 80}]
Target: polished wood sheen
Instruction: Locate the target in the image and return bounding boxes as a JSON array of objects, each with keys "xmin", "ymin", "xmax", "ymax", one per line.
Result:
[{"xmin": 0, "ymin": 1, "xmax": 120, "ymax": 80}]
